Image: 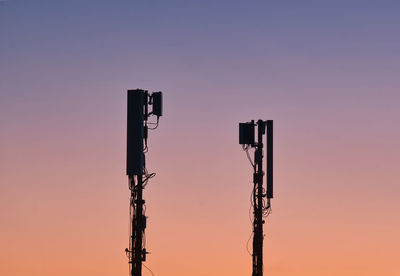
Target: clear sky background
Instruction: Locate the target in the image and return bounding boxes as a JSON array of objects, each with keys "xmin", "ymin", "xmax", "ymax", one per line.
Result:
[{"xmin": 1, "ymin": 1, "xmax": 399, "ymax": 275}]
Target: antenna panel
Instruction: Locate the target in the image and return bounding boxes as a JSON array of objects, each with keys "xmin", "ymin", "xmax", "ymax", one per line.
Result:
[
  {"xmin": 266, "ymin": 120, "xmax": 273, "ymax": 198},
  {"xmin": 126, "ymin": 89, "xmax": 145, "ymax": 175},
  {"xmin": 239, "ymin": 122, "xmax": 255, "ymax": 145},
  {"xmin": 152, "ymin": 92, "xmax": 163, "ymax": 117}
]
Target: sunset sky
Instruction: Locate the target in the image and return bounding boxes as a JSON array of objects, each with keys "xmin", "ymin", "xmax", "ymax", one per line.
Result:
[{"xmin": 1, "ymin": 1, "xmax": 399, "ymax": 275}]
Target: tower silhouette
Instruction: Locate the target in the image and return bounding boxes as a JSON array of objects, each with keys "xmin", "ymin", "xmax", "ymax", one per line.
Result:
[
  {"xmin": 239, "ymin": 119, "xmax": 274, "ymax": 276},
  {"xmin": 126, "ymin": 89, "xmax": 163, "ymax": 276}
]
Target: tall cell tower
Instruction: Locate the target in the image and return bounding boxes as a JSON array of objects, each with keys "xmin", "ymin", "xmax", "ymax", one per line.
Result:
[
  {"xmin": 125, "ymin": 89, "xmax": 163, "ymax": 276},
  {"xmin": 239, "ymin": 120, "xmax": 273, "ymax": 276}
]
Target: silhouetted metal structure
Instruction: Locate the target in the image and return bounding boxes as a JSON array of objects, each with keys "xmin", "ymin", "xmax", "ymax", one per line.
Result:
[
  {"xmin": 126, "ymin": 89, "xmax": 163, "ymax": 276},
  {"xmin": 239, "ymin": 119, "xmax": 273, "ymax": 276}
]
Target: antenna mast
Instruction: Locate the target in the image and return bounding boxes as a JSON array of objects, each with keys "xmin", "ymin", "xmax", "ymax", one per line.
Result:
[
  {"xmin": 239, "ymin": 119, "xmax": 273, "ymax": 276},
  {"xmin": 126, "ymin": 89, "xmax": 163, "ymax": 276}
]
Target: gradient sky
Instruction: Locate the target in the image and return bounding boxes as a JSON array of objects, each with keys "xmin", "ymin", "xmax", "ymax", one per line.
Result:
[{"xmin": 1, "ymin": 1, "xmax": 400, "ymax": 275}]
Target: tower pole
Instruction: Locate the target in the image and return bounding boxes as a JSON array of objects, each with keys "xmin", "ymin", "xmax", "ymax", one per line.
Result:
[
  {"xmin": 253, "ymin": 120, "xmax": 264, "ymax": 276},
  {"xmin": 133, "ymin": 174, "xmax": 144, "ymax": 276},
  {"xmin": 129, "ymin": 173, "xmax": 145, "ymax": 276},
  {"xmin": 240, "ymin": 118, "xmax": 273, "ymax": 276},
  {"xmin": 126, "ymin": 89, "xmax": 163, "ymax": 276}
]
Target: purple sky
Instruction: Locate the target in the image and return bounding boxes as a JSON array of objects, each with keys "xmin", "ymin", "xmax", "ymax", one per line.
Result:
[{"xmin": 1, "ymin": 1, "xmax": 400, "ymax": 275}]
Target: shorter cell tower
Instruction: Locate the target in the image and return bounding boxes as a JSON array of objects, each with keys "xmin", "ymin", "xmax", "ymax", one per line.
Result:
[
  {"xmin": 125, "ymin": 89, "xmax": 163, "ymax": 276},
  {"xmin": 239, "ymin": 120, "xmax": 273, "ymax": 276}
]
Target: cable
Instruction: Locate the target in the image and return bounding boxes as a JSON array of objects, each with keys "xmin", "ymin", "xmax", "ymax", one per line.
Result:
[
  {"xmin": 246, "ymin": 179, "xmax": 256, "ymax": 256},
  {"xmin": 143, "ymin": 172, "xmax": 156, "ymax": 188},
  {"xmin": 242, "ymin": 145, "xmax": 256, "ymax": 169},
  {"xmin": 148, "ymin": 123, "xmax": 159, "ymax": 130},
  {"xmin": 246, "ymin": 231, "xmax": 253, "ymax": 256},
  {"xmin": 147, "ymin": 117, "xmax": 159, "ymax": 130},
  {"xmin": 243, "ymin": 142, "xmax": 256, "ymax": 258},
  {"xmin": 143, "ymin": 263, "xmax": 155, "ymax": 276}
]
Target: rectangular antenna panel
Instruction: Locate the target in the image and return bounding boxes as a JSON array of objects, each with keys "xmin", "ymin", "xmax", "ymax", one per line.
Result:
[
  {"xmin": 239, "ymin": 122, "xmax": 255, "ymax": 145},
  {"xmin": 127, "ymin": 89, "xmax": 145, "ymax": 175},
  {"xmin": 266, "ymin": 120, "xmax": 273, "ymax": 198},
  {"xmin": 152, "ymin": 92, "xmax": 163, "ymax": 117}
]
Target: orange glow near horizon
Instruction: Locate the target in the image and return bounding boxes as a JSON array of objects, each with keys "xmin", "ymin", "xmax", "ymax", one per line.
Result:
[{"xmin": 1, "ymin": 1, "xmax": 400, "ymax": 275}]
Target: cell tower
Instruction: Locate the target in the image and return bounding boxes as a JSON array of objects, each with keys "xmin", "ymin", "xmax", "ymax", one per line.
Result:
[
  {"xmin": 125, "ymin": 89, "xmax": 163, "ymax": 276},
  {"xmin": 239, "ymin": 120, "xmax": 273, "ymax": 276}
]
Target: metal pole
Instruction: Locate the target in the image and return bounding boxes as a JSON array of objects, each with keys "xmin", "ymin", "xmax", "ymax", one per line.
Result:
[
  {"xmin": 253, "ymin": 120, "xmax": 264, "ymax": 276},
  {"xmin": 252, "ymin": 176, "xmax": 257, "ymax": 275},
  {"xmin": 132, "ymin": 174, "xmax": 144, "ymax": 276},
  {"xmin": 129, "ymin": 176, "xmax": 135, "ymax": 276},
  {"xmin": 127, "ymin": 89, "xmax": 163, "ymax": 276}
]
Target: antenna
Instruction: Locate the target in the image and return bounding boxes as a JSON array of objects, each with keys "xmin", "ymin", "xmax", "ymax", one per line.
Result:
[
  {"xmin": 126, "ymin": 89, "xmax": 163, "ymax": 276},
  {"xmin": 239, "ymin": 119, "xmax": 274, "ymax": 276}
]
